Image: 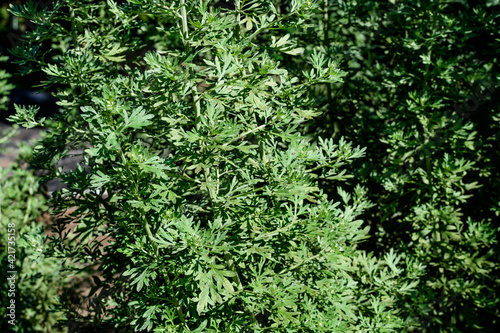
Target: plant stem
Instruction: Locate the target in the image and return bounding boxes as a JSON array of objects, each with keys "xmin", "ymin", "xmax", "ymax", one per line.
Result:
[
  {"xmin": 324, "ymin": 0, "xmax": 334, "ymax": 133},
  {"xmin": 180, "ymin": 0, "xmax": 201, "ymax": 130},
  {"xmin": 222, "ymin": 124, "xmax": 267, "ymax": 146},
  {"xmin": 235, "ymin": 1, "xmax": 241, "ymax": 37},
  {"xmin": 180, "ymin": 0, "xmax": 188, "ymax": 40},
  {"xmin": 161, "ymin": 267, "xmax": 189, "ymax": 329}
]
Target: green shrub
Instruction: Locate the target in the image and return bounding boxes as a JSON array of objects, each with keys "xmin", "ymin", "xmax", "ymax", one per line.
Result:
[
  {"xmin": 8, "ymin": 0, "xmax": 419, "ymax": 331},
  {"xmin": 2, "ymin": 44, "xmax": 68, "ymax": 333},
  {"xmin": 0, "ymin": 138, "xmax": 68, "ymax": 333},
  {"xmin": 302, "ymin": 0, "xmax": 500, "ymax": 331}
]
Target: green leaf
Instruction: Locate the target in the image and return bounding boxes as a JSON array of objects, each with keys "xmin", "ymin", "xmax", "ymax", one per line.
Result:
[
  {"xmin": 8, "ymin": 104, "xmax": 45, "ymax": 128},
  {"xmin": 123, "ymin": 106, "xmax": 154, "ymax": 130},
  {"xmin": 90, "ymin": 171, "xmax": 111, "ymax": 188},
  {"xmin": 133, "ymin": 269, "xmax": 148, "ymax": 292},
  {"xmin": 101, "ymin": 42, "xmax": 127, "ymax": 62},
  {"xmin": 283, "ymin": 48, "xmax": 304, "ymax": 56},
  {"xmin": 275, "ymin": 34, "xmax": 290, "ymax": 47},
  {"xmin": 197, "ymin": 284, "xmax": 210, "ymax": 313}
]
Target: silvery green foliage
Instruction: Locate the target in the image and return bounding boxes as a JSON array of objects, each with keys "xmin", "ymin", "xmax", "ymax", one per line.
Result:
[
  {"xmin": 0, "ymin": 160, "xmax": 67, "ymax": 332},
  {"xmin": 298, "ymin": 0, "xmax": 500, "ymax": 331},
  {"xmin": 9, "ymin": 0, "xmax": 414, "ymax": 331},
  {"xmin": 0, "ymin": 53, "xmax": 14, "ymax": 111}
]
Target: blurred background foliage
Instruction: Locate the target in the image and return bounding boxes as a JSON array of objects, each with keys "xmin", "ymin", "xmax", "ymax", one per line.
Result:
[
  {"xmin": 0, "ymin": 128, "xmax": 69, "ymax": 332},
  {"xmin": 0, "ymin": 163, "xmax": 69, "ymax": 333},
  {"xmin": 1, "ymin": 49, "xmax": 68, "ymax": 332}
]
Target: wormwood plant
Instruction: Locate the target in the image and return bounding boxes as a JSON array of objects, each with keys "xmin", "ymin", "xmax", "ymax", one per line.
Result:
[
  {"xmin": 299, "ymin": 0, "xmax": 500, "ymax": 331},
  {"xmin": 0, "ymin": 140, "xmax": 68, "ymax": 332},
  {"xmin": 8, "ymin": 0, "xmax": 417, "ymax": 331}
]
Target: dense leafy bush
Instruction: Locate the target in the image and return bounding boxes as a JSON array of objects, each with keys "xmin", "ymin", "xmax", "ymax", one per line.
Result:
[
  {"xmin": 8, "ymin": 0, "xmax": 420, "ymax": 331},
  {"xmin": 0, "ymin": 140, "xmax": 68, "ymax": 332},
  {"xmin": 300, "ymin": 0, "xmax": 500, "ymax": 331},
  {"xmin": 7, "ymin": 0, "xmax": 500, "ymax": 331}
]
